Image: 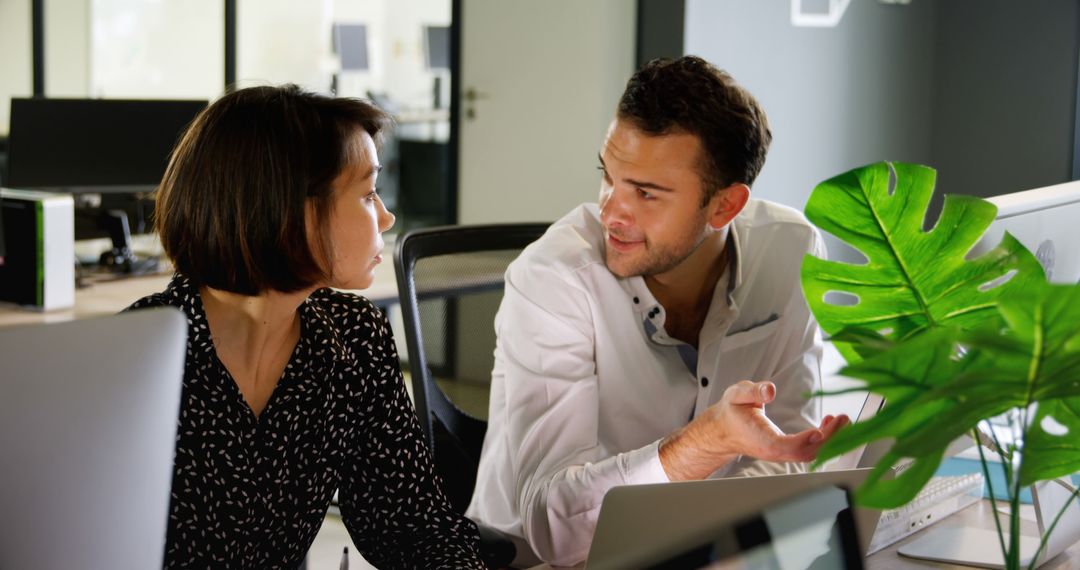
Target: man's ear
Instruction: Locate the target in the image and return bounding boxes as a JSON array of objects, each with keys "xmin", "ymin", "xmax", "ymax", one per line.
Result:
[{"xmin": 707, "ymin": 183, "xmax": 750, "ymax": 230}]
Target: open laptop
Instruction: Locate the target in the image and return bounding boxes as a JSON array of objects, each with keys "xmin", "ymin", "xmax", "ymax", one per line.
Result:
[
  {"xmin": 585, "ymin": 468, "xmax": 879, "ymax": 569},
  {"xmin": 634, "ymin": 485, "xmax": 864, "ymax": 569},
  {"xmin": 0, "ymin": 308, "xmax": 187, "ymax": 570}
]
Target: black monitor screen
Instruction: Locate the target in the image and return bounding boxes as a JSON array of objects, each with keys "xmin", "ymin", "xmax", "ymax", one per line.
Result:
[{"xmin": 6, "ymin": 98, "xmax": 207, "ymax": 191}]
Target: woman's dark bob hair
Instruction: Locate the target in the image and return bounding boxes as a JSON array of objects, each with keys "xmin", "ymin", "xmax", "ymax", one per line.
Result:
[{"xmin": 155, "ymin": 84, "xmax": 392, "ymax": 295}]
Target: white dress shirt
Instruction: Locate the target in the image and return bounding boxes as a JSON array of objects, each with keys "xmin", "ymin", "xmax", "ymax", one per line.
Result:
[{"xmin": 466, "ymin": 200, "xmax": 826, "ymax": 566}]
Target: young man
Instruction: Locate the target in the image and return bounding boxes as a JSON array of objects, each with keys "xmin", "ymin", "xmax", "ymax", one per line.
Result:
[{"xmin": 467, "ymin": 56, "xmax": 848, "ymax": 567}]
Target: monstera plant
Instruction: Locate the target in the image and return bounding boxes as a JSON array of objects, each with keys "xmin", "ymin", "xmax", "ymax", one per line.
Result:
[{"xmin": 801, "ymin": 161, "xmax": 1080, "ymax": 569}]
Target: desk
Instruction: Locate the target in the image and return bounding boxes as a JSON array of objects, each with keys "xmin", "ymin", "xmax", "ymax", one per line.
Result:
[
  {"xmin": 529, "ymin": 499, "xmax": 1080, "ymax": 569},
  {"xmin": 0, "ymin": 268, "xmax": 400, "ymax": 329},
  {"xmin": 870, "ymin": 500, "xmax": 1079, "ymax": 569}
]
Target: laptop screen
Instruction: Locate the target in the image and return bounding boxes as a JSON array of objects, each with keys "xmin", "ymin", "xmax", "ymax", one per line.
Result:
[{"xmin": 645, "ymin": 486, "xmax": 864, "ymax": 570}]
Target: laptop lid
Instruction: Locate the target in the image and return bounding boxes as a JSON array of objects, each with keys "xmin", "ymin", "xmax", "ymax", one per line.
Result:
[
  {"xmin": 585, "ymin": 468, "xmax": 879, "ymax": 570},
  {"xmin": 637, "ymin": 485, "xmax": 864, "ymax": 569},
  {"xmin": 0, "ymin": 308, "xmax": 186, "ymax": 570}
]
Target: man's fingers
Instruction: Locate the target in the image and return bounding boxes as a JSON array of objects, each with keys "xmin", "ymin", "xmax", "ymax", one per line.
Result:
[
  {"xmin": 772, "ymin": 415, "xmax": 851, "ymax": 462},
  {"xmin": 821, "ymin": 414, "xmax": 850, "ymax": 438},
  {"xmin": 763, "ymin": 429, "xmax": 824, "ymax": 462},
  {"xmin": 724, "ymin": 381, "xmax": 776, "ymax": 406}
]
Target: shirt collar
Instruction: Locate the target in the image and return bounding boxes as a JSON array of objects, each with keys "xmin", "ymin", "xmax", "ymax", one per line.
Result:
[
  {"xmin": 726, "ymin": 220, "xmax": 743, "ymax": 308},
  {"xmin": 619, "ymin": 227, "xmax": 742, "ymax": 348}
]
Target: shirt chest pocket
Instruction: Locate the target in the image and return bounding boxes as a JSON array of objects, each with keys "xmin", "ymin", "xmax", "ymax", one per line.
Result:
[
  {"xmin": 724, "ymin": 318, "xmax": 780, "ymax": 349},
  {"xmin": 715, "ymin": 320, "xmax": 782, "ymax": 381}
]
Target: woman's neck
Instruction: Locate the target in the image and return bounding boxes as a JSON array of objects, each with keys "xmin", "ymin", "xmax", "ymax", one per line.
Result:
[
  {"xmin": 199, "ymin": 285, "xmax": 315, "ymax": 417},
  {"xmin": 199, "ymin": 286, "xmax": 312, "ymax": 361}
]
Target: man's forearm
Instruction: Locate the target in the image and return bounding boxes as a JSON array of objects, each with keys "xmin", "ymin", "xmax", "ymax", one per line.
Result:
[{"xmin": 658, "ymin": 419, "xmax": 738, "ymax": 482}]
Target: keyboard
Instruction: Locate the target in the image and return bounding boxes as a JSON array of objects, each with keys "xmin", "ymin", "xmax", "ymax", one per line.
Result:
[{"xmin": 867, "ymin": 472, "xmax": 985, "ymax": 554}]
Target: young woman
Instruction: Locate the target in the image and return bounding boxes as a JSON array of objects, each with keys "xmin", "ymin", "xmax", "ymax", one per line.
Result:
[{"xmin": 128, "ymin": 85, "xmax": 483, "ymax": 569}]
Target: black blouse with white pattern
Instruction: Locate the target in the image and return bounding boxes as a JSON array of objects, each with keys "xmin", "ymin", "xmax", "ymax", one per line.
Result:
[{"xmin": 126, "ymin": 275, "xmax": 483, "ymax": 569}]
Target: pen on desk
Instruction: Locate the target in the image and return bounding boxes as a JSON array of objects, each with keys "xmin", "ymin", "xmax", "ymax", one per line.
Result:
[{"xmin": 339, "ymin": 546, "xmax": 349, "ymax": 570}]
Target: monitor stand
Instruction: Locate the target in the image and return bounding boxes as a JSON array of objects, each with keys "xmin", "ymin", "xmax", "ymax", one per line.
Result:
[
  {"xmin": 899, "ymin": 477, "xmax": 1080, "ymax": 569},
  {"xmin": 899, "ymin": 526, "xmax": 1043, "ymax": 569},
  {"xmin": 96, "ymin": 209, "xmax": 159, "ymax": 276}
]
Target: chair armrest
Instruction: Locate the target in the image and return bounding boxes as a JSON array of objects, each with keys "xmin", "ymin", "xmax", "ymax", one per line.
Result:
[{"xmin": 476, "ymin": 523, "xmax": 517, "ymax": 569}]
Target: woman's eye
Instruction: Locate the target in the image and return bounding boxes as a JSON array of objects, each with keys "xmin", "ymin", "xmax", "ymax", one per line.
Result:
[{"xmin": 637, "ymin": 188, "xmax": 654, "ymax": 200}]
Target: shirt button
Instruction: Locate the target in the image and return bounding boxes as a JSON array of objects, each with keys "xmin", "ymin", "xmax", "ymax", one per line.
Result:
[
  {"xmin": 700, "ymin": 377, "xmax": 709, "ymax": 388},
  {"xmin": 633, "ymin": 296, "xmax": 640, "ymax": 304}
]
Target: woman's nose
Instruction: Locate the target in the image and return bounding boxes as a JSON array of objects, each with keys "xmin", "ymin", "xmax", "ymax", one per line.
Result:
[{"xmin": 378, "ymin": 200, "xmax": 396, "ymax": 233}]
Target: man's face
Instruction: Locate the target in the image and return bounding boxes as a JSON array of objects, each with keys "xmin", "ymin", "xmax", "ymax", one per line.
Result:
[{"xmin": 597, "ymin": 119, "xmax": 715, "ymax": 278}]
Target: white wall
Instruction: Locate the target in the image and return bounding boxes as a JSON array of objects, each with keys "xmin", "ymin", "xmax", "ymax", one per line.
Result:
[{"xmin": 0, "ymin": 0, "xmax": 33, "ymax": 136}]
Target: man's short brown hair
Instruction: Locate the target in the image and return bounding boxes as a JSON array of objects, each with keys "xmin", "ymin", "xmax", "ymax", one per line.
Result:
[
  {"xmin": 155, "ymin": 84, "xmax": 392, "ymax": 295},
  {"xmin": 617, "ymin": 56, "xmax": 772, "ymax": 204}
]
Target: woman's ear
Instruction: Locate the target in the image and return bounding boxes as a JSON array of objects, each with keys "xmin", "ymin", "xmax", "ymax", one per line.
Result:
[{"xmin": 707, "ymin": 183, "xmax": 750, "ymax": 230}]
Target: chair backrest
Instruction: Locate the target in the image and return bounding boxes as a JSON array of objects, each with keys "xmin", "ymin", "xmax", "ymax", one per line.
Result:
[{"xmin": 394, "ymin": 223, "xmax": 548, "ymax": 511}]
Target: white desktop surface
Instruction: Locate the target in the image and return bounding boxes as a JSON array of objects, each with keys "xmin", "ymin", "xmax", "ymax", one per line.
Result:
[
  {"xmin": 528, "ymin": 499, "xmax": 1080, "ymax": 570},
  {"xmin": 0, "ymin": 267, "xmax": 400, "ymax": 329}
]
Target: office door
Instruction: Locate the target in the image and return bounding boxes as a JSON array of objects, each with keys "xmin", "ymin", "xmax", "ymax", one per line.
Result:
[{"xmin": 456, "ymin": 0, "xmax": 636, "ymax": 224}]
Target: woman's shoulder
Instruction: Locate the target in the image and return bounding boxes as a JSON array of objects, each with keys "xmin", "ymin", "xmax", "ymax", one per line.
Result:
[
  {"xmin": 307, "ymin": 288, "xmax": 390, "ymax": 337},
  {"xmin": 122, "ymin": 275, "xmax": 193, "ymax": 314}
]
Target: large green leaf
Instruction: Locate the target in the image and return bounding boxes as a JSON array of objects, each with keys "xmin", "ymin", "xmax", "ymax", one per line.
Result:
[
  {"xmin": 801, "ymin": 161, "xmax": 1044, "ymax": 362},
  {"xmin": 957, "ymin": 285, "xmax": 1080, "ymax": 486},
  {"xmin": 815, "ymin": 285, "xmax": 1080, "ymax": 506},
  {"xmin": 812, "ymin": 326, "xmax": 991, "ymax": 508}
]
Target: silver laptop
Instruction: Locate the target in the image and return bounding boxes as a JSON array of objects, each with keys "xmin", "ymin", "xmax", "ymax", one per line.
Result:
[
  {"xmin": 585, "ymin": 468, "xmax": 879, "ymax": 569},
  {"xmin": 0, "ymin": 308, "xmax": 187, "ymax": 570}
]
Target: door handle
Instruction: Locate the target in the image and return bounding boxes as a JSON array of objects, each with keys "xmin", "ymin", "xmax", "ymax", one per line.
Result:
[
  {"xmin": 464, "ymin": 88, "xmax": 490, "ymax": 120},
  {"xmin": 464, "ymin": 87, "xmax": 490, "ymax": 102}
]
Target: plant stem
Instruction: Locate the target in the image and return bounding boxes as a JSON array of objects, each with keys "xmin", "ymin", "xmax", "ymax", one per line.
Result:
[
  {"xmin": 975, "ymin": 429, "xmax": 1008, "ymax": 559},
  {"xmin": 1007, "ymin": 408, "xmax": 1025, "ymax": 570}
]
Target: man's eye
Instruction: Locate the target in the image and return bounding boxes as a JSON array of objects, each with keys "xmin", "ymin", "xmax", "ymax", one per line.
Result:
[{"xmin": 637, "ymin": 188, "xmax": 654, "ymax": 200}]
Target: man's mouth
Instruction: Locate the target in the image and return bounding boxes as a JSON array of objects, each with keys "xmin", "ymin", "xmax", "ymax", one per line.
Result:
[{"xmin": 606, "ymin": 233, "xmax": 644, "ymax": 253}]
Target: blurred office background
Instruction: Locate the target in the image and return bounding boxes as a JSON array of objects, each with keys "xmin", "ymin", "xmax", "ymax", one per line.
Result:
[{"xmin": 2, "ymin": 0, "xmax": 1076, "ymax": 253}]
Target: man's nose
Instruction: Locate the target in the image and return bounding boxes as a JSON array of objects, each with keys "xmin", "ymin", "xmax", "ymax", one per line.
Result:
[{"xmin": 600, "ymin": 187, "xmax": 633, "ymax": 228}]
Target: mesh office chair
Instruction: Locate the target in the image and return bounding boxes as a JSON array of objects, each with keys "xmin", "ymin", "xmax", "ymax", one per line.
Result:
[{"xmin": 394, "ymin": 223, "xmax": 549, "ymax": 568}]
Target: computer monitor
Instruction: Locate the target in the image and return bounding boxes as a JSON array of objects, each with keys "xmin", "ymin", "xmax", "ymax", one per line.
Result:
[
  {"xmin": 831, "ymin": 180, "xmax": 1080, "ymax": 471},
  {"xmin": 6, "ymin": 98, "xmax": 207, "ymax": 193},
  {"xmin": 6, "ymin": 98, "xmax": 205, "ymax": 266},
  {"xmin": 894, "ymin": 179, "xmax": 1080, "ymax": 567},
  {"xmin": 333, "ymin": 23, "xmax": 370, "ymax": 71},
  {"xmin": 424, "ymin": 26, "xmax": 450, "ymax": 71},
  {"xmin": 0, "ymin": 308, "xmax": 187, "ymax": 570},
  {"xmin": 968, "ymin": 179, "xmax": 1080, "ymax": 285}
]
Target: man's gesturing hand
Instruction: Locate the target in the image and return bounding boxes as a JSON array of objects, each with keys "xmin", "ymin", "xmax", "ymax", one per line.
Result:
[{"xmin": 658, "ymin": 380, "xmax": 849, "ymax": 482}]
